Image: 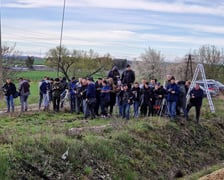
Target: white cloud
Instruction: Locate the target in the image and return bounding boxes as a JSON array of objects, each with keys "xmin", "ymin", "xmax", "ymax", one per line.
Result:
[
  {"xmin": 2, "ymin": 0, "xmax": 224, "ymax": 59},
  {"xmin": 3, "ymin": 0, "xmax": 224, "ymax": 16}
]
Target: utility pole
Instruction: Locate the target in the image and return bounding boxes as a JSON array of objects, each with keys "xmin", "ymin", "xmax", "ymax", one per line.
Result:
[
  {"xmin": 57, "ymin": 0, "xmax": 66, "ymax": 77},
  {"xmin": 185, "ymin": 54, "xmax": 193, "ymax": 81},
  {"xmin": 0, "ymin": 1, "xmax": 3, "ymax": 89}
]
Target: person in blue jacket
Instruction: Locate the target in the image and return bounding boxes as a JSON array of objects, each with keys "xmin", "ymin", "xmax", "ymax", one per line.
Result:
[
  {"xmin": 166, "ymin": 76, "xmax": 179, "ymax": 120},
  {"xmin": 86, "ymin": 77, "xmax": 96, "ymax": 119},
  {"xmin": 69, "ymin": 77, "xmax": 78, "ymax": 113}
]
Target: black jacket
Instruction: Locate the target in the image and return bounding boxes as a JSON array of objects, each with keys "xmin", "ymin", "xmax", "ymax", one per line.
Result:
[
  {"xmin": 131, "ymin": 87, "xmax": 141, "ymax": 102},
  {"xmin": 2, "ymin": 82, "xmax": 16, "ymax": 96},
  {"xmin": 121, "ymin": 69, "xmax": 135, "ymax": 85},
  {"xmin": 140, "ymin": 86, "xmax": 154, "ymax": 105},
  {"xmin": 118, "ymin": 89, "xmax": 133, "ymax": 104},
  {"xmin": 189, "ymin": 88, "xmax": 204, "ymax": 106}
]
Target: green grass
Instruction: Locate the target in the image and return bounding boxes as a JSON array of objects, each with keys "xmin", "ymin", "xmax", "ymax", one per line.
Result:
[
  {"xmin": 16, "ymin": 70, "xmax": 60, "ymax": 82},
  {"xmin": 0, "ymin": 110, "xmax": 224, "ymax": 179}
]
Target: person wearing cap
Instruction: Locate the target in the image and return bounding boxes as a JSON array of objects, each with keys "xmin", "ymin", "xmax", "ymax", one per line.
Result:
[
  {"xmin": 166, "ymin": 76, "xmax": 179, "ymax": 120},
  {"xmin": 86, "ymin": 77, "xmax": 96, "ymax": 119},
  {"xmin": 121, "ymin": 64, "xmax": 135, "ymax": 89},
  {"xmin": 186, "ymin": 83, "xmax": 204, "ymax": 123}
]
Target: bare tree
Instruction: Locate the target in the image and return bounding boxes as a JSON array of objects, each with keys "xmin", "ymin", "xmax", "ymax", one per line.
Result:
[
  {"xmin": 46, "ymin": 46, "xmax": 112, "ymax": 79},
  {"xmin": 133, "ymin": 47, "xmax": 165, "ymax": 81},
  {"xmin": 46, "ymin": 46, "xmax": 74, "ymax": 80},
  {"xmin": 194, "ymin": 45, "xmax": 224, "ymax": 80},
  {"xmin": 1, "ymin": 43, "xmax": 21, "ymax": 79}
]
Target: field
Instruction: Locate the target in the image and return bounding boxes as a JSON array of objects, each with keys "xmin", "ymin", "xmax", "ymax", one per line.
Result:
[{"xmin": 1, "ymin": 70, "xmax": 105, "ymax": 109}]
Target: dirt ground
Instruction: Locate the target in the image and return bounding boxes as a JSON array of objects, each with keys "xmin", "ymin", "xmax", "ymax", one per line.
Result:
[{"xmin": 199, "ymin": 168, "xmax": 224, "ymax": 180}]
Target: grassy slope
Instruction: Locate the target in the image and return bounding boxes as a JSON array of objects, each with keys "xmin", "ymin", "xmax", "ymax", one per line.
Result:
[
  {"xmin": 0, "ymin": 98, "xmax": 224, "ymax": 179},
  {"xmin": 0, "ymin": 70, "xmax": 224, "ymax": 179}
]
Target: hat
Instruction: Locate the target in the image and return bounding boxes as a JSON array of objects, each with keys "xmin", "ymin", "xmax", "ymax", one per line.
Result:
[{"xmin": 156, "ymin": 82, "xmax": 161, "ymax": 86}]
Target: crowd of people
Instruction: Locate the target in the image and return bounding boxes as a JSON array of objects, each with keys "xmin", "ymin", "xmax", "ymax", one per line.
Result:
[{"xmin": 1, "ymin": 64, "xmax": 204, "ymax": 123}]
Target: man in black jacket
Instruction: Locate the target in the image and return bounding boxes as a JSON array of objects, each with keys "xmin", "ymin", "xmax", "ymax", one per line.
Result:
[
  {"xmin": 186, "ymin": 83, "xmax": 204, "ymax": 123},
  {"xmin": 2, "ymin": 78, "xmax": 17, "ymax": 113},
  {"xmin": 121, "ymin": 64, "xmax": 135, "ymax": 89}
]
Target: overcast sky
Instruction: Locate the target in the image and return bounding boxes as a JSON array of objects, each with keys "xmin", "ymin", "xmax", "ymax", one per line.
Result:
[{"xmin": 1, "ymin": 0, "xmax": 224, "ymax": 60}]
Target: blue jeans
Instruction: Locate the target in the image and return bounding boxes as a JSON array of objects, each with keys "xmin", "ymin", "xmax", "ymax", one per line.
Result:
[
  {"xmin": 83, "ymin": 99, "xmax": 90, "ymax": 118},
  {"xmin": 5, "ymin": 95, "xmax": 14, "ymax": 112},
  {"xmin": 167, "ymin": 101, "xmax": 176, "ymax": 119},
  {"xmin": 122, "ymin": 102, "xmax": 130, "ymax": 120},
  {"xmin": 70, "ymin": 93, "xmax": 76, "ymax": 113},
  {"xmin": 133, "ymin": 101, "xmax": 140, "ymax": 118},
  {"xmin": 20, "ymin": 95, "xmax": 29, "ymax": 112},
  {"xmin": 42, "ymin": 93, "xmax": 49, "ymax": 109},
  {"xmin": 119, "ymin": 104, "xmax": 123, "ymax": 117}
]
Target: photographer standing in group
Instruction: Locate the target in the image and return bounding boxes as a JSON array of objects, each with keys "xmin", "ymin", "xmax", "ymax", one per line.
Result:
[{"xmin": 186, "ymin": 83, "xmax": 204, "ymax": 124}]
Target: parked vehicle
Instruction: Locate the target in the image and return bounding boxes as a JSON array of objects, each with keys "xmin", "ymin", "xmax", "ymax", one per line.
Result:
[
  {"xmin": 195, "ymin": 80, "xmax": 219, "ymax": 97},
  {"xmin": 206, "ymin": 79, "xmax": 224, "ymax": 91}
]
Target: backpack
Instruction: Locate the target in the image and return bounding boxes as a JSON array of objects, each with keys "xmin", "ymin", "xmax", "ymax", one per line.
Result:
[{"xmin": 22, "ymin": 82, "xmax": 30, "ymax": 93}]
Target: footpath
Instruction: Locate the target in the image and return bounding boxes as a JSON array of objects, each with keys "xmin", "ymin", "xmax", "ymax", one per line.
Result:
[{"xmin": 199, "ymin": 168, "xmax": 224, "ymax": 180}]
